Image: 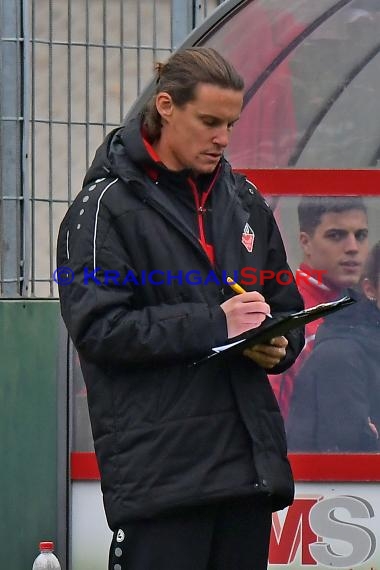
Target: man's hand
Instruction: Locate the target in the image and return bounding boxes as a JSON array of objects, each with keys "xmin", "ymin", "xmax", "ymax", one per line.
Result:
[
  {"xmin": 243, "ymin": 336, "xmax": 288, "ymax": 369},
  {"xmin": 220, "ymin": 291, "xmax": 271, "ymax": 338}
]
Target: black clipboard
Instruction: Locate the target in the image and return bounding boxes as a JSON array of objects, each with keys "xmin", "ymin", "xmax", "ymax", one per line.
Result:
[{"xmin": 193, "ymin": 295, "xmax": 356, "ymax": 366}]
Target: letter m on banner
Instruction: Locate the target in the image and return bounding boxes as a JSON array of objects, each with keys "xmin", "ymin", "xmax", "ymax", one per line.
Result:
[{"xmin": 270, "ymin": 498, "xmax": 320, "ymax": 565}]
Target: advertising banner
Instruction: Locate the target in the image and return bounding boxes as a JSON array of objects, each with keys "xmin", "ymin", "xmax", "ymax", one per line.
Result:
[
  {"xmin": 270, "ymin": 483, "xmax": 378, "ymax": 569},
  {"xmin": 72, "ymin": 481, "xmax": 379, "ymax": 570}
]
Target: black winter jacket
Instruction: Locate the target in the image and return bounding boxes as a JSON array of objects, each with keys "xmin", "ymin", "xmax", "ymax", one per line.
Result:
[
  {"xmin": 57, "ymin": 116, "xmax": 304, "ymax": 529},
  {"xmin": 287, "ymin": 295, "xmax": 380, "ymax": 452}
]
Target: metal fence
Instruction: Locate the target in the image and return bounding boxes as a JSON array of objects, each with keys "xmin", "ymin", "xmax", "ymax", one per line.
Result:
[{"xmin": 0, "ymin": 0, "xmax": 225, "ymax": 298}]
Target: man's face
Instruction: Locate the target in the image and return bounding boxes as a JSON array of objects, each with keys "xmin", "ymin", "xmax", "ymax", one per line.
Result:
[
  {"xmin": 154, "ymin": 83, "xmax": 243, "ymax": 176},
  {"xmin": 300, "ymin": 209, "xmax": 369, "ymax": 290}
]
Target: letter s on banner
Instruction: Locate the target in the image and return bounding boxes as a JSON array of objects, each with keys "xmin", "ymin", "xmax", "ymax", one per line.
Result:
[{"xmin": 309, "ymin": 496, "xmax": 376, "ymax": 568}]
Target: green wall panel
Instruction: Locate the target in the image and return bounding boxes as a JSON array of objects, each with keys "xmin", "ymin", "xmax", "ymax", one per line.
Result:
[{"xmin": 0, "ymin": 300, "xmax": 61, "ymax": 569}]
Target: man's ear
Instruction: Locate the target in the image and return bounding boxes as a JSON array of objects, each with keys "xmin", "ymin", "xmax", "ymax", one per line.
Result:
[
  {"xmin": 299, "ymin": 231, "xmax": 312, "ymax": 256},
  {"xmin": 362, "ymin": 277, "xmax": 377, "ymax": 301},
  {"xmin": 155, "ymin": 92, "xmax": 174, "ymax": 121}
]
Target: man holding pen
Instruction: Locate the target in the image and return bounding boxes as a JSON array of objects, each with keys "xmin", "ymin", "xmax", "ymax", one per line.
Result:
[
  {"xmin": 225, "ymin": 276, "xmax": 290, "ymax": 369},
  {"xmin": 57, "ymin": 48, "xmax": 304, "ymax": 570}
]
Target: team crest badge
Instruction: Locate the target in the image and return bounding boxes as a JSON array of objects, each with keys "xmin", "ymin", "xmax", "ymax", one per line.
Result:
[{"xmin": 242, "ymin": 223, "xmax": 255, "ymax": 252}]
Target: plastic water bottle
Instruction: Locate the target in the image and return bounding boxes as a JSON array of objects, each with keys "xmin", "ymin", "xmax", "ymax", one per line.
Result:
[{"xmin": 32, "ymin": 541, "xmax": 61, "ymax": 569}]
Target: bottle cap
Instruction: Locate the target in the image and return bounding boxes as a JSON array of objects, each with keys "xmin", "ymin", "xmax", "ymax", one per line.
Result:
[{"xmin": 40, "ymin": 541, "xmax": 54, "ymax": 551}]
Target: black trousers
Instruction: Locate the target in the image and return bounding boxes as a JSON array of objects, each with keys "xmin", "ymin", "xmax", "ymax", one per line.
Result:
[{"xmin": 108, "ymin": 497, "xmax": 272, "ymax": 570}]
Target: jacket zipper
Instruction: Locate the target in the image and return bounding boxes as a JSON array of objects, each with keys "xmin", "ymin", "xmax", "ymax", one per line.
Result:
[{"xmin": 188, "ymin": 167, "xmax": 220, "ymax": 266}]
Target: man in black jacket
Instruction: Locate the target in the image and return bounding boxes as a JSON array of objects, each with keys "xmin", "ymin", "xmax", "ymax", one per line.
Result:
[
  {"xmin": 287, "ymin": 241, "xmax": 380, "ymax": 453},
  {"xmin": 57, "ymin": 47, "xmax": 304, "ymax": 570}
]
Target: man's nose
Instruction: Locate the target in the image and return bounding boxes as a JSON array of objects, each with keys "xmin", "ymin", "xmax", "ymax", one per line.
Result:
[
  {"xmin": 212, "ymin": 127, "xmax": 229, "ymax": 148},
  {"xmin": 345, "ymin": 233, "xmax": 360, "ymax": 252}
]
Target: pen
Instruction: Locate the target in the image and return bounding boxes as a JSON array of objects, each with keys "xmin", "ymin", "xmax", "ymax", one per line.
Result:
[
  {"xmin": 226, "ymin": 276, "xmax": 246, "ymax": 295},
  {"xmin": 226, "ymin": 276, "xmax": 272, "ymax": 318}
]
